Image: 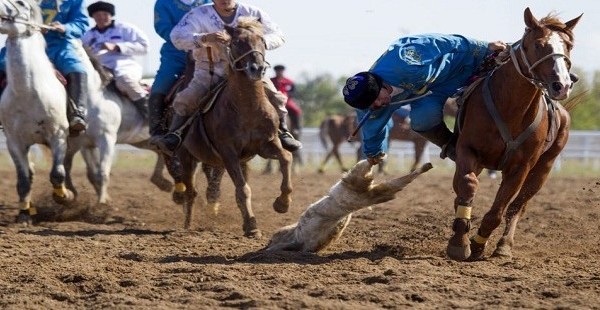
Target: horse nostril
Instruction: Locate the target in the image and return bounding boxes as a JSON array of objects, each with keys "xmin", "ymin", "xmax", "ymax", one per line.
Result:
[{"xmin": 551, "ymin": 82, "xmax": 563, "ymax": 92}]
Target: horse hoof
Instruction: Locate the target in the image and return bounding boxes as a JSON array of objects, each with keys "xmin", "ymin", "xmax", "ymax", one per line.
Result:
[
  {"xmin": 52, "ymin": 189, "xmax": 75, "ymax": 205},
  {"xmin": 492, "ymin": 246, "xmax": 512, "ymax": 259},
  {"xmin": 16, "ymin": 210, "xmax": 35, "ymax": 226},
  {"xmin": 273, "ymin": 196, "xmax": 290, "ymax": 213},
  {"xmin": 207, "ymin": 202, "xmax": 220, "ymax": 216},
  {"xmin": 172, "ymin": 191, "xmax": 185, "ymax": 205},
  {"xmin": 447, "ymin": 243, "xmax": 471, "ymax": 261},
  {"xmin": 151, "ymin": 176, "xmax": 173, "ymax": 192},
  {"xmin": 245, "ymin": 229, "xmax": 262, "ymax": 239},
  {"xmin": 468, "ymin": 239, "xmax": 487, "ymax": 261}
]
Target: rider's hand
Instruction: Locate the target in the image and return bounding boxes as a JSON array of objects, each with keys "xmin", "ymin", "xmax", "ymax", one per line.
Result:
[
  {"xmin": 204, "ymin": 31, "xmax": 231, "ymax": 45},
  {"xmin": 102, "ymin": 42, "xmax": 120, "ymax": 52},
  {"xmin": 367, "ymin": 153, "xmax": 386, "ymax": 166},
  {"xmin": 488, "ymin": 41, "xmax": 507, "ymax": 52},
  {"xmin": 49, "ymin": 21, "xmax": 65, "ymax": 34}
]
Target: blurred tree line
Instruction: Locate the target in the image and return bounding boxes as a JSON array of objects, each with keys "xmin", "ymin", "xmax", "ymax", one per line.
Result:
[{"xmin": 292, "ymin": 67, "xmax": 600, "ymax": 129}]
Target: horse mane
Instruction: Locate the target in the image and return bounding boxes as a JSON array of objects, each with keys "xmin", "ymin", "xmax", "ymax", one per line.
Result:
[
  {"xmin": 27, "ymin": 0, "xmax": 43, "ymax": 25},
  {"xmin": 539, "ymin": 13, "xmax": 575, "ymax": 46},
  {"xmin": 236, "ymin": 17, "xmax": 264, "ymax": 35},
  {"xmin": 83, "ymin": 46, "xmax": 113, "ymax": 87}
]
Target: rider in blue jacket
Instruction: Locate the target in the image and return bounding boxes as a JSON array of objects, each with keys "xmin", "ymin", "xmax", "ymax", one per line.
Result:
[
  {"xmin": 148, "ymin": 0, "xmax": 212, "ymax": 141},
  {"xmin": 343, "ymin": 33, "xmax": 506, "ymax": 164},
  {"xmin": 0, "ymin": 0, "xmax": 89, "ymax": 134}
]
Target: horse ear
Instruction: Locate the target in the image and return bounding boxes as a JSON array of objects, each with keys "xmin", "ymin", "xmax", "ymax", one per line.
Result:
[
  {"xmin": 224, "ymin": 25, "xmax": 235, "ymax": 37},
  {"xmin": 523, "ymin": 7, "xmax": 540, "ymax": 29},
  {"xmin": 564, "ymin": 13, "xmax": 583, "ymax": 32}
]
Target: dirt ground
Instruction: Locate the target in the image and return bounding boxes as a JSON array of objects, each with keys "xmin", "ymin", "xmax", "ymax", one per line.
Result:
[{"xmin": 0, "ymin": 156, "xmax": 599, "ymax": 309}]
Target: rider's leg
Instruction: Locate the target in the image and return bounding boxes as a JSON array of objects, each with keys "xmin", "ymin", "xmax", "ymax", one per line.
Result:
[
  {"xmin": 263, "ymin": 78, "xmax": 302, "ymax": 151},
  {"xmin": 410, "ymin": 94, "xmax": 456, "ymax": 161},
  {"xmin": 115, "ymin": 70, "xmax": 148, "ymax": 118},
  {"xmin": 151, "ymin": 73, "xmax": 211, "ymax": 156},
  {"xmin": 65, "ymin": 72, "xmax": 88, "ymax": 134}
]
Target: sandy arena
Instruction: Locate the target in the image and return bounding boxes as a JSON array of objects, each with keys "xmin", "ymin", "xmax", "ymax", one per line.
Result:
[{"xmin": 0, "ymin": 153, "xmax": 599, "ymax": 309}]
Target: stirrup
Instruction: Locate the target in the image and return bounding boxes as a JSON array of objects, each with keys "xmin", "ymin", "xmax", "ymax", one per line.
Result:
[
  {"xmin": 278, "ymin": 130, "xmax": 302, "ymax": 152},
  {"xmin": 440, "ymin": 142, "xmax": 456, "ymax": 161},
  {"xmin": 155, "ymin": 132, "xmax": 182, "ymax": 157}
]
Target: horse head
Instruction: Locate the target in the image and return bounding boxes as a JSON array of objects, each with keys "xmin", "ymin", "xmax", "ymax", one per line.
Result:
[
  {"xmin": 516, "ymin": 7, "xmax": 582, "ymax": 100},
  {"xmin": 0, "ymin": 0, "xmax": 43, "ymax": 37},
  {"xmin": 224, "ymin": 17, "xmax": 268, "ymax": 81}
]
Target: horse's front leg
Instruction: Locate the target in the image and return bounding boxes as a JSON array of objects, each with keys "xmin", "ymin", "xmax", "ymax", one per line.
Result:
[
  {"xmin": 48, "ymin": 136, "xmax": 75, "ymax": 205},
  {"xmin": 262, "ymin": 141, "xmax": 293, "ymax": 214},
  {"xmin": 221, "ymin": 156, "xmax": 260, "ymax": 238},
  {"xmin": 91, "ymin": 135, "xmax": 117, "ymax": 205},
  {"xmin": 448, "ymin": 151, "xmax": 482, "ymax": 261},
  {"xmin": 471, "ymin": 166, "xmax": 530, "ymax": 260},
  {"xmin": 6, "ymin": 141, "xmax": 36, "ymax": 225},
  {"xmin": 150, "ymin": 151, "xmax": 174, "ymax": 192},
  {"xmin": 176, "ymin": 149, "xmax": 199, "ymax": 230}
]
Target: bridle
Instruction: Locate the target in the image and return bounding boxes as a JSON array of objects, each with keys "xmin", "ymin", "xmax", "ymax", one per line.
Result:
[
  {"xmin": 0, "ymin": 0, "xmax": 53, "ymax": 35},
  {"xmin": 226, "ymin": 46, "xmax": 269, "ymax": 76},
  {"xmin": 508, "ymin": 31, "xmax": 571, "ymax": 91}
]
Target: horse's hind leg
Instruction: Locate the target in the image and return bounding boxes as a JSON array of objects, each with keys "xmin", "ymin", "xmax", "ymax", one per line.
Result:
[
  {"xmin": 318, "ymin": 149, "xmax": 334, "ymax": 173},
  {"xmin": 333, "ymin": 146, "xmax": 348, "ymax": 172},
  {"xmin": 48, "ymin": 137, "xmax": 75, "ymax": 205},
  {"xmin": 202, "ymin": 163, "xmax": 225, "ymax": 215},
  {"xmin": 177, "ymin": 150, "xmax": 199, "ymax": 230},
  {"xmin": 63, "ymin": 144, "xmax": 80, "ymax": 198}
]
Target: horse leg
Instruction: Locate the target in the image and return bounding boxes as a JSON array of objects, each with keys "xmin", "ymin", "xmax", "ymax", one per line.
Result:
[
  {"xmin": 6, "ymin": 141, "xmax": 36, "ymax": 225},
  {"xmin": 222, "ymin": 157, "xmax": 261, "ymax": 238},
  {"xmin": 447, "ymin": 151, "xmax": 482, "ymax": 261},
  {"xmin": 63, "ymin": 144, "xmax": 80, "ymax": 198},
  {"xmin": 177, "ymin": 149, "xmax": 198, "ymax": 230},
  {"xmin": 318, "ymin": 148, "xmax": 335, "ymax": 173},
  {"xmin": 470, "ymin": 168, "xmax": 531, "ymax": 260},
  {"xmin": 202, "ymin": 163, "xmax": 225, "ymax": 215},
  {"xmin": 333, "ymin": 145, "xmax": 347, "ymax": 172},
  {"xmin": 48, "ymin": 137, "xmax": 75, "ymax": 205},
  {"xmin": 90, "ymin": 137, "xmax": 117, "ymax": 205},
  {"xmin": 262, "ymin": 159, "xmax": 274, "ymax": 175},
  {"xmin": 412, "ymin": 140, "xmax": 427, "ymax": 172},
  {"xmin": 263, "ymin": 142, "xmax": 293, "ymax": 214},
  {"xmin": 150, "ymin": 151, "xmax": 174, "ymax": 192},
  {"xmin": 493, "ymin": 146, "xmax": 563, "ymax": 258},
  {"xmin": 79, "ymin": 147, "xmax": 101, "ymax": 194}
]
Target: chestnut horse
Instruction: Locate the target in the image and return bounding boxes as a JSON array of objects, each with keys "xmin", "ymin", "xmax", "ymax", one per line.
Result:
[
  {"xmin": 318, "ymin": 113, "xmax": 427, "ymax": 173},
  {"xmin": 447, "ymin": 8, "xmax": 582, "ymax": 261},
  {"xmin": 171, "ymin": 19, "xmax": 292, "ymax": 237}
]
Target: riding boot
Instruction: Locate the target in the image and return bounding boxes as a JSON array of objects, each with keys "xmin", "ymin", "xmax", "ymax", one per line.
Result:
[
  {"xmin": 415, "ymin": 122, "xmax": 456, "ymax": 161},
  {"xmin": 148, "ymin": 93, "xmax": 167, "ymax": 138},
  {"xmin": 65, "ymin": 72, "xmax": 88, "ymax": 135},
  {"xmin": 152, "ymin": 113, "xmax": 189, "ymax": 157},
  {"xmin": 132, "ymin": 96, "xmax": 149, "ymax": 119},
  {"xmin": 278, "ymin": 117, "xmax": 302, "ymax": 152}
]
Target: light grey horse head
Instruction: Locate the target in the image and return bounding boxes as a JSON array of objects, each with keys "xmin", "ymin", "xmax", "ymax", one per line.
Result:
[{"xmin": 0, "ymin": 0, "xmax": 43, "ymax": 37}]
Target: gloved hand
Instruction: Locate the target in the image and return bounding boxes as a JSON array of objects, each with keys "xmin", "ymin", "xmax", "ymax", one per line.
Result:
[{"xmin": 367, "ymin": 153, "xmax": 386, "ymax": 165}]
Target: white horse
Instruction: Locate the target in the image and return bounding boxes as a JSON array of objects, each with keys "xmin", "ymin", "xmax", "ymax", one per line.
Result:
[
  {"xmin": 0, "ymin": 0, "xmax": 75, "ymax": 223},
  {"xmin": 0, "ymin": 0, "xmax": 171, "ymax": 221}
]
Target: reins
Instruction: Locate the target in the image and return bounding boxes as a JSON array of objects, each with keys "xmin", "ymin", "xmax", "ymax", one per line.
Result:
[{"xmin": 0, "ymin": 0, "xmax": 54, "ymax": 35}]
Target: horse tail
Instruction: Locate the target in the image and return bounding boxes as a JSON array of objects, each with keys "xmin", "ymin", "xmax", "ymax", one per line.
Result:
[
  {"xmin": 562, "ymin": 90, "xmax": 589, "ymax": 112},
  {"xmin": 319, "ymin": 118, "xmax": 330, "ymax": 150}
]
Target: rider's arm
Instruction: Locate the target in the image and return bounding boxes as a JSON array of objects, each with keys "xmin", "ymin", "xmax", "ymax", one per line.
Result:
[
  {"xmin": 170, "ymin": 8, "xmax": 209, "ymax": 51},
  {"xmin": 254, "ymin": 8, "xmax": 285, "ymax": 50},
  {"xmin": 115, "ymin": 23, "xmax": 149, "ymax": 56},
  {"xmin": 62, "ymin": 0, "xmax": 89, "ymax": 39},
  {"xmin": 154, "ymin": 0, "xmax": 176, "ymax": 42},
  {"xmin": 358, "ymin": 107, "xmax": 394, "ymax": 159}
]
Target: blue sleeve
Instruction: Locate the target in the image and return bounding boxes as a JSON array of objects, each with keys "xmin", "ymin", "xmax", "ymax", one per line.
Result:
[
  {"xmin": 0, "ymin": 47, "xmax": 6, "ymax": 72},
  {"xmin": 63, "ymin": 0, "xmax": 88, "ymax": 39},
  {"xmin": 154, "ymin": 0, "xmax": 175, "ymax": 42},
  {"xmin": 358, "ymin": 107, "xmax": 395, "ymax": 158}
]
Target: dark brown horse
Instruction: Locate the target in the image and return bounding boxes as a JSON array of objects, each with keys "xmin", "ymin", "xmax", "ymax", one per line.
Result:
[
  {"xmin": 447, "ymin": 8, "xmax": 582, "ymax": 261},
  {"xmin": 171, "ymin": 19, "xmax": 292, "ymax": 237},
  {"xmin": 317, "ymin": 113, "xmax": 428, "ymax": 173}
]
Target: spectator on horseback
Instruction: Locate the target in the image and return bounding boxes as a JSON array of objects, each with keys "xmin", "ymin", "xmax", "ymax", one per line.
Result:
[
  {"xmin": 271, "ymin": 64, "xmax": 302, "ymax": 136},
  {"xmin": 0, "ymin": 0, "xmax": 89, "ymax": 134},
  {"xmin": 342, "ymin": 33, "xmax": 506, "ymax": 165},
  {"xmin": 148, "ymin": 0, "xmax": 213, "ymax": 145},
  {"xmin": 151, "ymin": 0, "xmax": 302, "ymax": 156},
  {"xmin": 82, "ymin": 1, "xmax": 150, "ymax": 117}
]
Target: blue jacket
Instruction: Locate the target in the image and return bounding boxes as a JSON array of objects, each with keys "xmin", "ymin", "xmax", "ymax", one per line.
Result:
[
  {"xmin": 154, "ymin": 0, "xmax": 212, "ymax": 57},
  {"xmin": 359, "ymin": 33, "xmax": 491, "ymax": 158}
]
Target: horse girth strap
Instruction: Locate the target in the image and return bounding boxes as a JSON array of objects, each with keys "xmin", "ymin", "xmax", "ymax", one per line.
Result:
[
  {"xmin": 206, "ymin": 46, "xmax": 215, "ymax": 77},
  {"xmin": 482, "ymin": 76, "xmax": 545, "ymax": 170}
]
